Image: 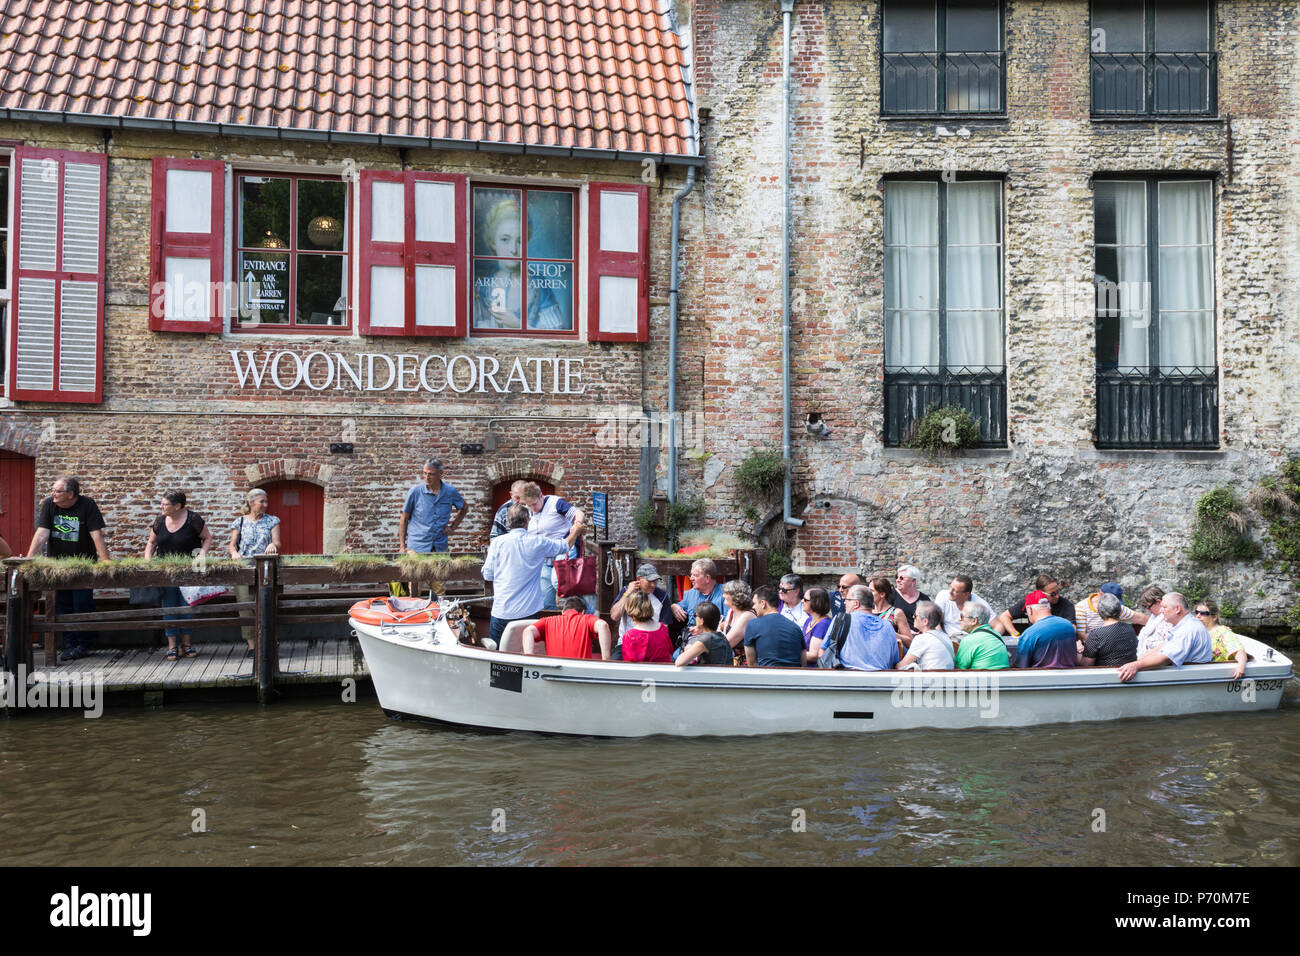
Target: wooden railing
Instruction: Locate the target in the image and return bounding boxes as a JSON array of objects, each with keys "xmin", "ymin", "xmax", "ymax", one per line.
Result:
[{"xmin": 3, "ymin": 544, "xmax": 769, "ymax": 702}]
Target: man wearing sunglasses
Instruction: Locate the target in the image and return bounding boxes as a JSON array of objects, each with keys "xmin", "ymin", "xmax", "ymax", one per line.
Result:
[{"xmin": 777, "ymin": 574, "xmax": 808, "ymax": 630}]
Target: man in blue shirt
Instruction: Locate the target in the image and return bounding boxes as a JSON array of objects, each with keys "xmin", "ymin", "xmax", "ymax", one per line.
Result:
[
  {"xmin": 1013, "ymin": 590, "xmax": 1079, "ymax": 668},
  {"xmin": 671, "ymin": 558, "xmax": 726, "ymax": 632},
  {"xmin": 839, "ymin": 584, "xmax": 900, "ymax": 671},
  {"xmin": 399, "ymin": 458, "xmax": 469, "ymax": 554},
  {"xmin": 481, "ymin": 504, "xmax": 570, "ymax": 646},
  {"xmin": 744, "ymin": 585, "xmax": 807, "ymax": 667}
]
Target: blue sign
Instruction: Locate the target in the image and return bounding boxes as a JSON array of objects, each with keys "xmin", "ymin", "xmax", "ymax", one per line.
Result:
[{"xmin": 591, "ymin": 492, "xmax": 608, "ymax": 534}]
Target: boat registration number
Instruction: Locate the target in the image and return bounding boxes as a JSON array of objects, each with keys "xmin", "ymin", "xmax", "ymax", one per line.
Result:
[{"xmin": 1225, "ymin": 679, "xmax": 1284, "ymax": 693}]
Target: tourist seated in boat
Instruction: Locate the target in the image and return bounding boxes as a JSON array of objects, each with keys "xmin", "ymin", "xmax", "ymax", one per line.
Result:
[
  {"xmin": 896, "ymin": 601, "xmax": 955, "ymax": 671},
  {"xmin": 1196, "ymin": 599, "xmax": 1248, "ymax": 680},
  {"xmin": 865, "ymin": 575, "xmax": 912, "ymax": 644},
  {"xmin": 1075, "ymin": 581, "xmax": 1148, "ymax": 641},
  {"xmin": 720, "ymin": 578, "xmax": 757, "ymax": 655},
  {"xmin": 778, "ymin": 574, "xmax": 809, "ymax": 629},
  {"xmin": 521, "ymin": 597, "xmax": 613, "ymax": 661},
  {"xmin": 671, "ymin": 558, "xmax": 726, "ymax": 632},
  {"xmin": 1134, "ymin": 585, "xmax": 1171, "ymax": 655},
  {"xmin": 801, "ymin": 587, "xmax": 833, "ymax": 664},
  {"xmin": 620, "ymin": 589, "xmax": 674, "ymax": 663},
  {"xmin": 934, "ymin": 574, "xmax": 993, "ymax": 637},
  {"xmin": 891, "ymin": 564, "xmax": 930, "ymax": 629},
  {"xmin": 838, "ymin": 584, "xmax": 899, "ymax": 671},
  {"xmin": 993, "ymin": 572, "xmax": 1074, "ymax": 636},
  {"xmin": 829, "ymin": 571, "xmax": 863, "ymax": 616},
  {"xmin": 1077, "ymin": 591, "xmax": 1138, "ymax": 669},
  {"xmin": 954, "ymin": 602, "xmax": 1010, "ymax": 670},
  {"xmin": 1118, "ymin": 592, "xmax": 1212, "ymax": 682},
  {"xmin": 609, "ymin": 562, "xmax": 673, "ymax": 658},
  {"xmin": 1012, "ymin": 591, "xmax": 1079, "ymax": 668},
  {"xmin": 674, "ymin": 601, "xmax": 734, "ymax": 667},
  {"xmin": 743, "ymin": 585, "xmax": 808, "ymax": 668}
]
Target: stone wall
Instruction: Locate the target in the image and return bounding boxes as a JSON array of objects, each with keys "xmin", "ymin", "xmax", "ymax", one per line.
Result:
[{"xmin": 685, "ymin": 0, "xmax": 1300, "ymax": 615}]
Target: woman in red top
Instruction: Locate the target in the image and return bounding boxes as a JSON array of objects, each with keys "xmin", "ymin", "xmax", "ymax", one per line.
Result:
[{"xmin": 621, "ymin": 590, "xmax": 673, "ymax": 663}]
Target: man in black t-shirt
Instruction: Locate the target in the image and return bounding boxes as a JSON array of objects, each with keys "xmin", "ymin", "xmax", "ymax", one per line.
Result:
[
  {"xmin": 27, "ymin": 476, "xmax": 110, "ymax": 661},
  {"xmin": 993, "ymin": 571, "xmax": 1075, "ymax": 636}
]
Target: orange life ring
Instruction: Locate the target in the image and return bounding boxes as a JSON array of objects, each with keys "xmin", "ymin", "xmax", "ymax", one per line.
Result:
[{"xmin": 349, "ymin": 597, "xmax": 441, "ymax": 626}]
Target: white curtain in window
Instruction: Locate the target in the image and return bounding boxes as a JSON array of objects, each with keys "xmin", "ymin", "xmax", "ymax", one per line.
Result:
[
  {"xmin": 945, "ymin": 181, "xmax": 1002, "ymax": 368},
  {"xmin": 1158, "ymin": 180, "xmax": 1214, "ymax": 370},
  {"xmin": 884, "ymin": 182, "xmax": 939, "ymax": 370},
  {"xmin": 1112, "ymin": 181, "xmax": 1150, "ymax": 367}
]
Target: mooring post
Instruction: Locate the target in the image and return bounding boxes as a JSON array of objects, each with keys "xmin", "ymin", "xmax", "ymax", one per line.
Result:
[
  {"xmin": 595, "ymin": 539, "xmax": 615, "ymax": 614},
  {"xmin": 255, "ymin": 554, "xmax": 279, "ymax": 703},
  {"xmin": 3, "ymin": 562, "xmax": 24, "ymax": 684}
]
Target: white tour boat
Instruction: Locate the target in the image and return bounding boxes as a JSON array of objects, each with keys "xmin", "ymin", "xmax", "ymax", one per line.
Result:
[{"xmin": 349, "ymin": 598, "xmax": 1294, "ymax": 737}]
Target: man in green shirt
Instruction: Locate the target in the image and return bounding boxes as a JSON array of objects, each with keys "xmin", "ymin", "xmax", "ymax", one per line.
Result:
[{"xmin": 956, "ymin": 600, "xmax": 1010, "ymax": 669}]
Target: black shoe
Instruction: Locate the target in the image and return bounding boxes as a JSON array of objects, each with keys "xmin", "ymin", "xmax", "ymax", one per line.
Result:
[
  {"xmin": 246, "ymin": 648, "xmax": 255, "ymax": 659},
  {"xmin": 58, "ymin": 648, "xmax": 86, "ymax": 662}
]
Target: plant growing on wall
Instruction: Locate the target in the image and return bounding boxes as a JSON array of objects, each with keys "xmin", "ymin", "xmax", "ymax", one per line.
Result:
[
  {"xmin": 905, "ymin": 404, "xmax": 981, "ymax": 454},
  {"xmin": 734, "ymin": 446, "xmax": 793, "ymax": 574},
  {"xmin": 635, "ymin": 497, "xmax": 702, "ymax": 550},
  {"xmin": 1187, "ymin": 487, "xmax": 1259, "ymax": 562}
]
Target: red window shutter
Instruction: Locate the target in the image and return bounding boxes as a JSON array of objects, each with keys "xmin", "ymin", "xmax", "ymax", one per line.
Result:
[
  {"xmin": 587, "ymin": 182, "xmax": 649, "ymax": 342},
  {"xmin": 149, "ymin": 158, "xmax": 225, "ymax": 333},
  {"xmin": 409, "ymin": 171, "xmax": 467, "ymax": 337},
  {"xmin": 360, "ymin": 170, "xmax": 466, "ymax": 337},
  {"xmin": 7, "ymin": 147, "xmax": 106, "ymax": 403}
]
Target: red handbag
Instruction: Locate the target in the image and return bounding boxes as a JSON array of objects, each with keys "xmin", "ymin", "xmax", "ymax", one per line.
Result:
[{"xmin": 555, "ymin": 541, "xmax": 597, "ymax": 597}]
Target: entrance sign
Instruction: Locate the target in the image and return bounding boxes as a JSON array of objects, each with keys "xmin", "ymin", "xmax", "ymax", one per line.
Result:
[{"xmin": 591, "ymin": 492, "xmax": 608, "ymax": 534}]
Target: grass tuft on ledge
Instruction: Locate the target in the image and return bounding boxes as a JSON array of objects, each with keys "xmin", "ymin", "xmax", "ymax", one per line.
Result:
[{"xmin": 19, "ymin": 555, "xmax": 248, "ymax": 587}]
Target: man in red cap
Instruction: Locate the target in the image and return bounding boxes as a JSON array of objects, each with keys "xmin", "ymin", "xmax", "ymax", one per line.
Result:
[{"xmin": 1012, "ymin": 590, "xmax": 1079, "ymax": 668}]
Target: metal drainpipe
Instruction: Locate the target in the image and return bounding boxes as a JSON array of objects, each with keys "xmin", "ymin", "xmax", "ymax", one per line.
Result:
[
  {"xmin": 780, "ymin": 0, "xmax": 804, "ymax": 529},
  {"xmin": 667, "ymin": 165, "xmax": 696, "ymax": 503}
]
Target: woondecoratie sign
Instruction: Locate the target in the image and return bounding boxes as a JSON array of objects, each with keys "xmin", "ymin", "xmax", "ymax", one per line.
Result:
[{"xmin": 229, "ymin": 350, "xmax": 587, "ymax": 395}]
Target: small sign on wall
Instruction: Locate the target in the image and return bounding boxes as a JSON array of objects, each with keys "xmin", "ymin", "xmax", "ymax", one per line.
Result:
[{"xmin": 591, "ymin": 492, "xmax": 607, "ymax": 535}]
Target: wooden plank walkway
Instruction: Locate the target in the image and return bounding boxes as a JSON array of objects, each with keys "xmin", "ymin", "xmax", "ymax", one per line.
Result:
[{"xmin": 16, "ymin": 638, "xmax": 368, "ymax": 694}]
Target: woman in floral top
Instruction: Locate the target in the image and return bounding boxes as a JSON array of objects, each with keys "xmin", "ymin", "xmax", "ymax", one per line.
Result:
[
  {"xmin": 1196, "ymin": 599, "xmax": 1247, "ymax": 680},
  {"xmin": 227, "ymin": 488, "xmax": 282, "ymax": 655}
]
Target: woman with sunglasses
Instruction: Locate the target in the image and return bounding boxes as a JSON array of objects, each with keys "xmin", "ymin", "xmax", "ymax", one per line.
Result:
[
  {"xmin": 801, "ymin": 587, "xmax": 833, "ymax": 665},
  {"xmin": 1197, "ymin": 599, "xmax": 1247, "ymax": 680}
]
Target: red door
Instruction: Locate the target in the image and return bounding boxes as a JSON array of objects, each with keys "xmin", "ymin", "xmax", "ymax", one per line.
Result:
[
  {"xmin": 263, "ymin": 480, "xmax": 324, "ymax": 554},
  {"xmin": 490, "ymin": 478, "xmax": 554, "ymax": 512},
  {"xmin": 0, "ymin": 451, "xmax": 35, "ymax": 555}
]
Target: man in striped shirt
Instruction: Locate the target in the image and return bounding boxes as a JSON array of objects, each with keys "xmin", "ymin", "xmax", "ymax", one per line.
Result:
[{"xmin": 1075, "ymin": 581, "xmax": 1149, "ymax": 641}]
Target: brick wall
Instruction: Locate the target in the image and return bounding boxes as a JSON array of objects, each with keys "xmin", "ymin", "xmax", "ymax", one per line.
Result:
[{"xmin": 0, "ymin": 125, "xmax": 701, "ymax": 554}]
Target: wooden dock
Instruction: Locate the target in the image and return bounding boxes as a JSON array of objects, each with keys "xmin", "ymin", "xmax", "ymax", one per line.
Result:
[{"xmin": 3, "ymin": 638, "xmax": 370, "ymax": 708}]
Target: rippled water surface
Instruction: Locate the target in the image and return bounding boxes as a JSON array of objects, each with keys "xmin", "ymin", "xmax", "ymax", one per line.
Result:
[{"xmin": 3, "ymin": 670, "xmax": 1299, "ymax": 866}]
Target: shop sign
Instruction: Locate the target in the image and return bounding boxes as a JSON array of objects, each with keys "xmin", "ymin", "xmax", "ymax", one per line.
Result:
[{"xmin": 228, "ymin": 349, "xmax": 586, "ymax": 395}]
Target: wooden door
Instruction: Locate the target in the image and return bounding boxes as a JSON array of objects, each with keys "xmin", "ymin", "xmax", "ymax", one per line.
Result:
[
  {"xmin": 0, "ymin": 451, "xmax": 35, "ymax": 555},
  {"xmin": 263, "ymin": 480, "xmax": 324, "ymax": 554}
]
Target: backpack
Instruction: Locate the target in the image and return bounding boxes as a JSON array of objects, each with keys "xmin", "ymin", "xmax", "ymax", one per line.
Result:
[{"xmin": 817, "ymin": 613, "xmax": 851, "ymax": 669}]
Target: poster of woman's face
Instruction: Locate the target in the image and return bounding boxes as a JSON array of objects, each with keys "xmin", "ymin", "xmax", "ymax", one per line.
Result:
[{"xmin": 472, "ymin": 188, "xmax": 574, "ymax": 331}]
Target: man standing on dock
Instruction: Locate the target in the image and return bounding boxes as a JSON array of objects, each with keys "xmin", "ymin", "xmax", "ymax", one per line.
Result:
[
  {"xmin": 399, "ymin": 458, "xmax": 468, "ymax": 554},
  {"xmin": 26, "ymin": 476, "xmax": 111, "ymax": 661}
]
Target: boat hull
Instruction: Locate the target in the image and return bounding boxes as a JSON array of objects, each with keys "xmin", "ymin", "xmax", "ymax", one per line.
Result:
[{"xmin": 352, "ymin": 619, "xmax": 1293, "ymax": 737}]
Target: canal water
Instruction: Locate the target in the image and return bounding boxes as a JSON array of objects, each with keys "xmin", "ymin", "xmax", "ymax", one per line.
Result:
[{"xmin": 3, "ymin": 669, "xmax": 1299, "ymax": 866}]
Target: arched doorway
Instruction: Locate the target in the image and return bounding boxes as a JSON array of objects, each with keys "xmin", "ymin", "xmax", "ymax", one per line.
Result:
[
  {"xmin": 263, "ymin": 480, "xmax": 324, "ymax": 554},
  {"xmin": 0, "ymin": 451, "xmax": 35, "ymax": 553},
  {"xmin": 491, "ymin": 478, "xmax": 555, "ymax": 513}
]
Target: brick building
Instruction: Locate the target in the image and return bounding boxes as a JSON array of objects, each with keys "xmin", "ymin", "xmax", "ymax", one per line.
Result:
[
  {"xmin": 1, "ymin": 0, "xmax": 1297, "ymax": 619},
  {"xmin": 674, "ymin": 0, "xmax": 1298, "ymax": 615},
  {"xmin": 0, "ymin": 0, "xmax": 702, "ymax": 557}
]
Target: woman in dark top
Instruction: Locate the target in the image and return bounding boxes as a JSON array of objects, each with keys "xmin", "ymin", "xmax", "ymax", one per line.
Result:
[
  {"xmin": 1078, "ymin": 592, "xmax": 1138, "ymax": 669},
  {"xmin": 802, "ymin": 587, "xmax": 833, "ymax": 666},
  {"xmin": 144, "ymin": 491, "xmax": 213, "ymax": 660}
]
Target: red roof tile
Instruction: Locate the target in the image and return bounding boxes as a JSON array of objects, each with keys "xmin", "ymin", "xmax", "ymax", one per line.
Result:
[{"xmin": 0, "ymin": 0, "xmax": 695, "ymax": 157}]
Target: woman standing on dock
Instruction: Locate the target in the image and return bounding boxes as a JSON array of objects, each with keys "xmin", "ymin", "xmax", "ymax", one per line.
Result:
[
  {"xmin": 144, "ymin": 491, "xmax": 213, "ymax": 660},
  {"xmin": 228, "ymin": 489, "xmax": 281, "ymax": 657}
]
